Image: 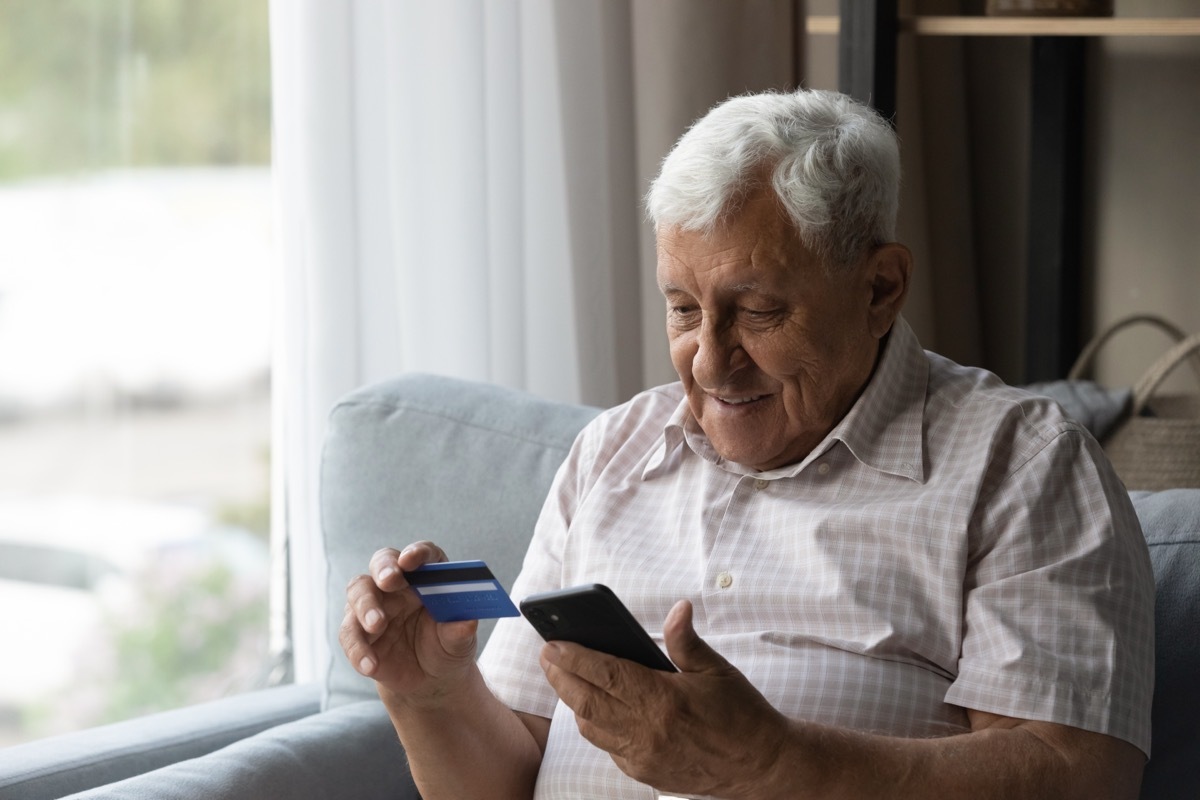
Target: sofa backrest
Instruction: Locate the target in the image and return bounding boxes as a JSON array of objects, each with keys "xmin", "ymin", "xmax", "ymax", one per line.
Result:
[
  {"xmin": 1129, "ymin": 489, "xmax": 1200, "ymax": 799},
  {"xmin": 1026, "ymin": 380, "xmax": 1200, "ymax": 797},
  {"xmin": 318, "ymin": 374, "xmax": 1200, "ymax": 798},
  {"xmin": 319, "ymin": 373, "xmax": 600, "ymax": 708}
]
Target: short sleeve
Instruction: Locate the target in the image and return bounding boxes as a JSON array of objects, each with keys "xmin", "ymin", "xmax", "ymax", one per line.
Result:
[
  {"xmin": 477, "ymin": 420, "xmax": 595, "ymax": 720},
  {"xmin": 945, "ymin": 427, "xmax": 1155, "ymax": 756}
]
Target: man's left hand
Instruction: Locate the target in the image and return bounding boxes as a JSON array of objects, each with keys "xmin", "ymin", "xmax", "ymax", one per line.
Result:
[{"xmin": 539, "ymin": 599, "xmax": 792, "ymax": 798}]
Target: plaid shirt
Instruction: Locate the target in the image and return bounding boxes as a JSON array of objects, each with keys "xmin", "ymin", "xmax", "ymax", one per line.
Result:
[{"xmin": 479, "ymin": 316, "xmax": 1154, "ymax": 799}]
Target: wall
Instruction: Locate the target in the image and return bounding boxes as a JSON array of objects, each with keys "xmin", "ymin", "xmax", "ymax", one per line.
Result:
[{"xmin": 1087, "ymin": 1, "xmax": 1200, "ymax": 390}]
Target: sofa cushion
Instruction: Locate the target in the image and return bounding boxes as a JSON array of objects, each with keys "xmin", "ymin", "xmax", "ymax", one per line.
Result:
[
  {"xmin": 59, "ymin": 701, "xmax": 416, "ymax": 800},
  {"xmin": 1024, "ymin": 379, "xmax": 1130, "ymax": 441},
  {"xmin": 320, "ymin": 373, "xmax": 599, "ymax": 708},
  {"xmin": 0, "ymin": 684, "xmax": 319, "ymax": 800},
  {"xmin": 1130, "ymin": 488, "xmax": 1200, "ymax": 799}
]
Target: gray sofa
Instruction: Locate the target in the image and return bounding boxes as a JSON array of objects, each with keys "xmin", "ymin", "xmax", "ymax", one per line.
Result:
[{"xmin": 1, "ymin": 373, "xmax": 1196, "ymax": 799}]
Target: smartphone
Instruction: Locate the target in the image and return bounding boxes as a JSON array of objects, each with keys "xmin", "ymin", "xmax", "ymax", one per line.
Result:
[{"xmin": 519, "ymin": 583, "xmax": 676, "ymax": 672}]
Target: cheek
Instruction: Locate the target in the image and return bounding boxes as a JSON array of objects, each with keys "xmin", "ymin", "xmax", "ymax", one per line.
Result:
[
  {"xmin": 780, "ymin": 319, "xmax": 853, "ymax": 371},
  {"xmin": 745, "ymin": 334, "xmax": 813, "ymax": 382},
  {"xmin": 667, "ymin": 332, "xmax": 697, "ymax": 376}
]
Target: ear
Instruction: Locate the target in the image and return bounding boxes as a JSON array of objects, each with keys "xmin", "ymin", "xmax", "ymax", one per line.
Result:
[{"xmin": 864, "ymin": 243, "xmax": 912, "ymax": 339}]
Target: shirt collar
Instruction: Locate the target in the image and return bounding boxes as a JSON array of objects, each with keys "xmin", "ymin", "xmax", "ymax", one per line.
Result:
[
  {"xmin": 642, "ymin": 399, "xmax": 692, "ymax": 480},
  {"xmin": 828, "ymin": 315, "xmax": 927, "ymax": 482},
  {"xmin": 643, "ymin": 315, "xmax": 928, "ymax": 483}
]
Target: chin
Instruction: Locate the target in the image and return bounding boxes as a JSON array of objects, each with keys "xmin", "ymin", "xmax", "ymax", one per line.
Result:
[
  {"xmin": 711, "ymin": 441, "xmax": 778, "ymax": 470},
  {"xmin": 711, "ymin": 430, "xmax": 809, "ymax": 470}
]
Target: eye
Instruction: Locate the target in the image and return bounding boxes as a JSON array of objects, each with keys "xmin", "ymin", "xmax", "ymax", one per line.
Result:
[
  {"xmin": 664, "ymin": 295, "xmax": 694, "ymax": 314},
  {"xmin": 667, "ymin": 304, "xmax": 700, "ymax": 327},
  {"xmin": 741, "ymin": 306, "xmax": 782, "ymax": 322}
]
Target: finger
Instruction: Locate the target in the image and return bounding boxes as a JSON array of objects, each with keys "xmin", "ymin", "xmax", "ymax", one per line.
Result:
[
  {"xmin": 345, "ymin": 573, "xmax": 390, "ymax": 634},
  {"xmin": 395, "ymin": 540, "xmax": 450, "ymax": 573},
  {"xmin": 540, "ymin": 645, "xmax": 669, "ymax": 760},
  {"xmin": 437, "ymin": 619, "xmax": 481, "ymax": 659},
  {"xmin": 368, "ymin": 547, "xmax": 405, "ymax": 588},
  {"xmin": 539, "ymin": 649, "xmax": 625, "ymax": 750},
  {"xmin": 338, "ymin": 605, "xmax": 379, "ymax": 676},
  {"xmin": 541, "ymin": 641, "xmax": 655, "ymax": 710},
  {"xmin": 348, "ymin": 570, "xmax": 418, "ymax": 632},
  {"xmin": 663, "ymin": 599, "xmax": 736, "ymax": 675}
]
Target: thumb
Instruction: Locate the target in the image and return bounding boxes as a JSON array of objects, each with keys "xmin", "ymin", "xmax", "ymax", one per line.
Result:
[
  {"xmin": 663, "ymin": 599, "xmax": 734, "ymax": 675},
  {"xmin": 436, "ymin": 619, "xmax": 479, "ymax": 660}
]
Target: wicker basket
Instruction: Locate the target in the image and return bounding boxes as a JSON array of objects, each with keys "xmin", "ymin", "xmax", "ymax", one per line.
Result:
[{"xmin": 1069, "ymin": 315, "xmax": 1200, "ymax": 491}]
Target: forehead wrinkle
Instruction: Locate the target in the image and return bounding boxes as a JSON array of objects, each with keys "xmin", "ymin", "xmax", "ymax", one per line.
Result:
[
  {"xmin": 658, "ymin": 222, "xmax": 797, "ymax": 297},
  {"xmin": 749, "ymin": 224, "xmax": 794, "ymax": 265}
]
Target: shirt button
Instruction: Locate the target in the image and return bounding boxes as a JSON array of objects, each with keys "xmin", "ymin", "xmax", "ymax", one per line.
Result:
[
  {"xmin": 716, "ymin": 571, "xmax": 733, "ymax": 589},
  {"xmin": 754, "ymin": 478, "xmax": 769, "ymax": 490},
  {"xmin": 817, "ymin": 463, "xmax": 831, "ymax": 475}
]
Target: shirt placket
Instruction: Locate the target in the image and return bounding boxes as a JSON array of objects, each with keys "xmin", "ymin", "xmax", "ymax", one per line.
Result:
[{"xmin": 699, "ymin": 473, "xmax": 772, "ymax": 622}]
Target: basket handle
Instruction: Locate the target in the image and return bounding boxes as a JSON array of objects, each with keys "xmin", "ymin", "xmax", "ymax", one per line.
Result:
[
  {"xmin": 1068, "ymin": 313, "xmax": 1200, "ymax": 383},
  {"xmin": 1130, "ymin": 331, "xmax": 1200, "ymax": 416}
]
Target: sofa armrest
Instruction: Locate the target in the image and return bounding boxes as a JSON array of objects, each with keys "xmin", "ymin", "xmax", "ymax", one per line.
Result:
[
  {"xmin": 60, "ymin": 700, "xmax": 418, "ymax": 800},
  {"xmin": 0, "ymin": 683, "xmax": 321, "ymax": 800}
]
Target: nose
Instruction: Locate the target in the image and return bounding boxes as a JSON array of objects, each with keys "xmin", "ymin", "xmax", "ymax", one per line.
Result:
[{"xmin": 692, "ymin": 317, "xmax": 747, "ymax": 387}]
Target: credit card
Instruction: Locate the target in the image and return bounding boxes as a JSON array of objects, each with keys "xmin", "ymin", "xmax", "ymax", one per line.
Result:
[{"xmin": 402, "ymin": 560, "xmax": 520, "ymax": 622}]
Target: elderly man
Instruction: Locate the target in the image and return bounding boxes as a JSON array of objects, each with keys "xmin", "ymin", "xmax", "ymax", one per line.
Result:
[{"xmin": 341, "ymin": 89, "xmax": 1153, "ymax": 799}]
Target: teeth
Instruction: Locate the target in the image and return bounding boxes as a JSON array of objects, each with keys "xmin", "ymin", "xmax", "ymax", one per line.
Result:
[{"xmin": 720, "ymin": 395, "xmax": 762, "ymax": 405}]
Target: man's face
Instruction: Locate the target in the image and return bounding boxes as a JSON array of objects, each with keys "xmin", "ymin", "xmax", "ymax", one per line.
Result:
[{"xmin": 657, "ymin": 190, "xmax": 891, "ymax": 472}]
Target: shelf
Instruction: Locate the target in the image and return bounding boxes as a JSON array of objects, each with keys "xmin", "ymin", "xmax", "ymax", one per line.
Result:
[
  {"xmin": 806, "ymin": 16, "xmax": 1200, "ymax": 37},
  {"xmin": 806, "ymin": 16, "xmax": 841, "ymax": 35}
]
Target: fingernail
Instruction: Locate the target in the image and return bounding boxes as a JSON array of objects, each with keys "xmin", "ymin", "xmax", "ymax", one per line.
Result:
[
  {"xmin": 379, "ymin": 567, "xmax": 397, "ymax": 582},
  {"xmin": 365, "ymin": 609, "xmax": 382, "ymax": 629},
  {"xmin": 359, "ymin": 656, "xmax": 375, "ymax": 674},
  {"xmin": 543, "ymin": 642, "xmax": 562, "ymax": 664}
]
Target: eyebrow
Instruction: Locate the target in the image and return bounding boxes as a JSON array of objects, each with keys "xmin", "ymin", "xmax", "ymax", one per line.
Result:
[{"xmin": 659, "ymin": 281, "xmax": 766, "ymax": 292}]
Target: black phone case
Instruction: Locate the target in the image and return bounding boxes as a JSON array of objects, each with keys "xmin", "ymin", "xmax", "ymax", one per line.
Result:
[{"xmin": 519, "ymin": 583, "xmax": 677, "ymax": 672}]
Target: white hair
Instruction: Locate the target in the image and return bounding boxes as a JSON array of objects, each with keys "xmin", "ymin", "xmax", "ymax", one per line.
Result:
[{"xmin": 646, "ymin": 89, "xmax": 901, "ymax": 270}]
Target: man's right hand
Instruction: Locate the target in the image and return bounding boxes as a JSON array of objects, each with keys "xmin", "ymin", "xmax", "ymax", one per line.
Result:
[
  {"xmin": 339, "ymin": 541, "xmax": 480, "ymax": 708},
  {"xmin": 342, "ymin": 543, "xmax": 548, "ymax": 798}
]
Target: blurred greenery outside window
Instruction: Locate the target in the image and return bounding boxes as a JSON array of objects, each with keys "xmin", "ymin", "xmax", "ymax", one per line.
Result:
[{"xmin": 0, "ymin": 0, "xmax": 277, "ymax": 745}]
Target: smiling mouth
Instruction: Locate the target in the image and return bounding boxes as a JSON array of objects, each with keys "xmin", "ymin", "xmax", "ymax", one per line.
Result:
[{"xmin": 713, "ymin": 394, "xmax": 767, "ymax": 406}]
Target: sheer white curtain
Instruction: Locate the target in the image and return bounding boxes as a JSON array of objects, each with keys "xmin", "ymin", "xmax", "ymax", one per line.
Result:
[{"xmin": 269, "ymin": 0, "xmax": 643, "ymax": 681}]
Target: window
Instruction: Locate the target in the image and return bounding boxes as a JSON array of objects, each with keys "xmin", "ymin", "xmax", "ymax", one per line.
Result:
[{"xmin": 0, "ymin": 0, "xmax": 276, "ymax": 744}]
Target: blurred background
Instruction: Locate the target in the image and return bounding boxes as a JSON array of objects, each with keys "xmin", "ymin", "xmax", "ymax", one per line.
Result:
[{"xmin": 0, "ymin": 0, "xmax": 274, "ymax": 745}]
